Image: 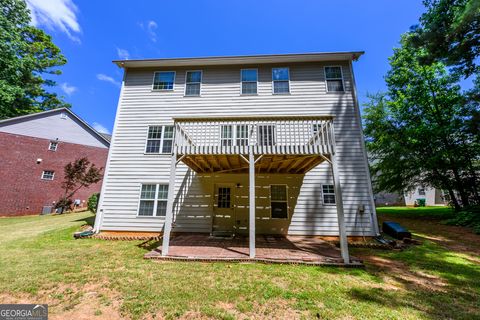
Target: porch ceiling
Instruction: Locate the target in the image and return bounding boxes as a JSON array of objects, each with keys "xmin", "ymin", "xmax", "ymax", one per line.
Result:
[{"xmin": 181, "ymin": 154, "xmax": 326, "ymax": 174}]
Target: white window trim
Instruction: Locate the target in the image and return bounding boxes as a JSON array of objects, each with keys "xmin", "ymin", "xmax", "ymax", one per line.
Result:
[
  {"xmin": 136, "ymin": 182, "xmax": 169, "ymax": 218},
  {"xmin": 257, "ymin": 123, "xmax": 276, "ymax": 146},
  {"xmin": 48, "ymin": 141, "xmax": 58, "ymax": 151},
  {"xmin": 324, "ymin": 66, "xmax": 345, "ymax": 93},
  {"xmin": 240, "ymin": 68, "xmax": 258, "ymax": 95},
  {"xmin": 219, "ymin": 124, "xmax": 250, "ymax": 146},
  {"xmin": 184, "ymin": 70, "xmax": 202, "ymax": 97},
  {"xmin": 271, "ymin": 67, "xmax": 290, "ymax": 95},
  {"xmin": 270, "ymin": 184, "xmax": 289, "ymax": 219},
  {"xmin": 144, "ymin": 125, "xmax": 174, "ymax": 155},
  {"xmin": 41, "ymin": 170, "xmax": 55, "ymax": 181},
  {"xmin": 321, "ymin": 184, "xmax": 336, "ymax": 205},
  {"xmin": 152, "ymin": 71, "xmax": 176, "ymax": 91}
]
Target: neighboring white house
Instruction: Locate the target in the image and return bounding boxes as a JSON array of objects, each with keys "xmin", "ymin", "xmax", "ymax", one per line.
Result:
[
  {"xmin": 93, "ymin": 52, "xmax": 379, "ymax": 263},
  {"xmin": 404, "ymin": 186, "xmax": 447, "ymax": 206}
]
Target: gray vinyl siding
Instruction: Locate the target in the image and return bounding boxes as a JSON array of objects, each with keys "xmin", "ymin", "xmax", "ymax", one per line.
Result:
[
  {"xmin": 98, "ymin": 62, "xmax": 376, "ymax": 236},
  {"xmin": 0, "ymin": 111, "xmax": 108, "ymax": 148}
]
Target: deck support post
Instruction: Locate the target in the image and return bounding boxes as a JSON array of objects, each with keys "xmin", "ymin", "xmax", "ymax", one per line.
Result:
[
  {"xmin": 248, "ymin": 150, "xmax": 256, "ymax": 258},
  {"xmin": 162, "ymin": 152, "xmax": 177, "ymax": 256},
  {"xmin": 331, "ymin": 153, "xmax": 350, "ymax": 264}
]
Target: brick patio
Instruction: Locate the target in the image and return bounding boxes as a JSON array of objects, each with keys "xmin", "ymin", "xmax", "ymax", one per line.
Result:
[{"xmin": 144, "ymin": 234, "xmax": 363, "ymax": 266}]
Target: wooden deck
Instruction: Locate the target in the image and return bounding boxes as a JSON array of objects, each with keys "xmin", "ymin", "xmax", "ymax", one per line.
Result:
[{"xmin": 144, "ymin": 234, "xmax": 363, "ymax": 266}]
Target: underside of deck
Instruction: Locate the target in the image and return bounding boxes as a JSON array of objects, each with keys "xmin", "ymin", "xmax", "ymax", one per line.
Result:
[
  {"xmin": 145, "ymin": 234, "xmax": 363, "ymax": 266},
  {"xmin": 181, "ymin": 154, "xmax": 326, "ymax": 174}
]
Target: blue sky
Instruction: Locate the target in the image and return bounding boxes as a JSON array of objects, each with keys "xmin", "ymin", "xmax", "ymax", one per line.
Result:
[{"xmin": 26, "ymin": 0, "xmax": 426, "ymax": 134}]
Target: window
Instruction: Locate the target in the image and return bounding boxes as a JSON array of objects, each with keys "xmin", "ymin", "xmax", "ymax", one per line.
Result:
[
  {"xmin": 418, "ymin": 187, "xmax": 426, "ymax": 196},
  {"xmin": 258, "ymin": 125, "xmax": 275, "ymax": 146},
  {"xmin": 236, "ymin": 125, "xmax": 249, "ymax": 146},
  {"xmin": 220, "ymin": 125, "xmax": 249, "ymax": 146},
  {"xmin": 138, "ymin": 184, "xmax": 169, "ymax": 216},
  {"xmin": 153, "ymin": 71, "xmax": 175, "ymax": 90},
  {"xmin": 220, "ymin": 125, "xmax": 233, "ymax": 146},
  {"xmin": 145, "ymin": 125, "xmax": 174, "ymax": 154},
  {"xmin": 322, "ymin": 184, "xmax": 336, "ymax": 204},
  {"xmin": 217, "ymin": 187, "xmax": 231, "ymax": 208},
  {"xmin": 48, "ymin": 141, "xmax": 58, "ymax": 151},
  {"xmin": 271, "ymin": 185, "xmax": 288, "ymax": 219},
  {"xmin": 325, "ymin": 66, "xmax": 344, "ymax": 92},
  {"xmin": 241, "ymin": 69, "xmax": 258, "ymax": 94},
  {"xmin": 41, "ymin": 170, "xmax": 55, "ymax": 180},
  {"xmin": 185, "ymin": 71, "xmax": 202, "ymax": 96},
  {"xmin": 272, "ymin": 68, "xmax": 290, "ymax": 94}
]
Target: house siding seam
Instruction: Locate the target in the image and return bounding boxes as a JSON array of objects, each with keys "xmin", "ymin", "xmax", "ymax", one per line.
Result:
[
  {"xmin": 0, "ymin": 132, "xmax": 108, "ymax": 216},
  {"xmin": 97, "ymin": 61, "xmax": 377, "ymax": 236}
]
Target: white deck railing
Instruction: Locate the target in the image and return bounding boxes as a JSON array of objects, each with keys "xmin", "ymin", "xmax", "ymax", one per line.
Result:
[{"xmin": 174, "ymin": 116, "xmax": 335, "ymax": 155}]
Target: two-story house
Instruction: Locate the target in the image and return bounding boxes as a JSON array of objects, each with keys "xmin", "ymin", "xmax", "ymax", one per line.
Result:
[{"xmin": 94, "ymin": 52, "xmax": 379, "ymax": 263}]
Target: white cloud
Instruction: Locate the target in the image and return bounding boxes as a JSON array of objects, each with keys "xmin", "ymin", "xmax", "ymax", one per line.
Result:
[
  {"xmin": 60, "ymin": 82, "xmax": 77, "ymax": 95},
  {"xmin": 96, "ymin": 74, "xmax": 120, "ymax": 87},
  {"xmin": 139, "ymin": 20, "xmax": 158, "ymax": 42},
  {"xmin": 26, "ymin": 0, "xmax": 81, "ymax": 43},
  {"xmin": 92, "ymin": 122, "xmax": 110, "ymax": 134},
  {"xmin": 117, "ymin": 47, "xmax": 130, "ymax": 60}
]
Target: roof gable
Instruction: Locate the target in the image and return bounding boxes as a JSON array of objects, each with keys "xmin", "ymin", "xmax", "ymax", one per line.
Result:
[{"xmin": 0, "ymin": 108, "xmax": 110, "ymax": 148}]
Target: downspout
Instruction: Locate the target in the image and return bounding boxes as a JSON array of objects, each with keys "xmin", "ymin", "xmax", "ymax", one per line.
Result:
[
  {"xmin": 349, "ymin": 60, "xmax": 380, "ymax": 236},
  {"xmin": 93, "ymin": 68, "xmax": 127, "ymax": 233}
]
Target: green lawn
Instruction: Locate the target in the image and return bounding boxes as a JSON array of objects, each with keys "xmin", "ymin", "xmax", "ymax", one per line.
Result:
[{"xmin": 0, "ymin": 208, "xmax": 479, "ymax": 319}]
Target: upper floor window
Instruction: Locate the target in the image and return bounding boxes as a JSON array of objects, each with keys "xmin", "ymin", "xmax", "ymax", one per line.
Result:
[
  {"xmin": 185, "ymin": 71, "xmax": 202, "ymax": 96},
  {"xmin": 272, "ymin": 68, "xmax": 290, "ymax": 94},
  {"xmin": 48, "ymin": 141, "xmax": 58, "ymax": 151},
  {"xmin": 271, "ymin": 185, "xmax": 288, "ymax": 219},
  {"xmin": 145, "ymin": 125, "xmax": 174, "ymax": 154},
  {"xmin": 322, "ymin": 184, "xmax": 336, "ymax": 205},
  {"xmin": 325, "ymin": 66, "xmax": 344, "ymax": 92},
  {"xmin": 418, "ymin": 187, "xmax": 426, "ymax": 196},
  {"xmin": 153, "ymin": 71, "xmax": 175, "ymax": 90},
  {"xmin": 41, "ymin": 170, "xmax": 55, "ymax": 180},
  {"xmin": 241, "ymin": 69, "xmax": 258, "ymax": 95},
  {"xmin": 138, "ymin": 183, "xmax": 169, "ymax": 216}
]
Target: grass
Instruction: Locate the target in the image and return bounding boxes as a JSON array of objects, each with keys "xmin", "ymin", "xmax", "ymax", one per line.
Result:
[{"xmin": 0, "ymin": 208, "xmax": 479, "ymax": 319}]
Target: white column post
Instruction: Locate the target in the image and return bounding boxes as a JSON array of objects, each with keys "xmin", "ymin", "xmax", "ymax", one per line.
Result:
[
  {"xmin": 161, "ymin": 151, "xmax": 177, "ymax": 256},
  {"xmin": 249, "ymin": 150, "xmax": 256, "ymax": 258},
  {"xmin": 331, "ymin": 153, "xmax": 350, "ymax": 264}
]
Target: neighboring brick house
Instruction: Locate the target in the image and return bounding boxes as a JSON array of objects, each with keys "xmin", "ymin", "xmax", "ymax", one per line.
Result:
[{"xmin": 0, "ymin": 108, "xmax": 110, "ymax": 216}]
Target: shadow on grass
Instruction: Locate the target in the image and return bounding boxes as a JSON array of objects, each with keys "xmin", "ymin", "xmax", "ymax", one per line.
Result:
[
  {"xmin": 349, "ymin": 239, "xmax": 480, "ymax": 319},
  {"xmin": 74, "ymin": 215, "xmax": 95, "ymax": 226}
]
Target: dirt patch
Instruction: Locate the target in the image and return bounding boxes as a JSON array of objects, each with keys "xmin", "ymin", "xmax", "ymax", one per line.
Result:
[
  {"xmin": 0, "ymin": 282, "xmax": 126, "ymax": 320},
  {"xmin": 216, "ymin": 298, "xmax": 308, "ymax": 320},
  {"xmin": 357, "ymin": 255, "xmax": 448, "ymax": 292}
]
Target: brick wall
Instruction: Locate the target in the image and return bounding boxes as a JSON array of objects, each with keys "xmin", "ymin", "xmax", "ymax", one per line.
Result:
[{"xmin": 0, "ymin": 132, "xmax": 109, "ymax": 216}]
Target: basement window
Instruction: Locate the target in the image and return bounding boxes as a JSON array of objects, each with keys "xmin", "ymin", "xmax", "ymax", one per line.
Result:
[
  {"xmin": 325, "ymin": 66, "xmax": 344, "ymax": 92},
  {"xmin": 145, "ymin": 125, "xmax": 174, "ymax": 154},
  {"xmin": 271, "ymin": 185, "xmax": 288, "ymax": 219},
  {"xmin": 322, "ymin": 184, "xmax": 336, "ymax": 205},
  {"xmin": 41, "ymin": 170, "xmax": 55, "ymax": 180},
  {"xmin": 48, "ymin": 141, "xmax": 58, "ymax": 151},
  {"xmin": 138, "ymin": 184, "xmax": 169, "ymax": 216}
]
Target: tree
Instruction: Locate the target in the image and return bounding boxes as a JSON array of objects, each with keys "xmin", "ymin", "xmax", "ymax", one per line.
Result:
[
  {"xmin": 364, "ymin": 34, "xmax": 480, "ymax": 210},
  {"xmin": 56, "ymin": 158, "xmax": 103, "ymax": 212},
  {"xmin": 0, "ymin": 0, "xmax": 69, "ymax": 119},
  {"xmin": 410, "ymin": 0, "xmax": 480, "ymax": 78}
]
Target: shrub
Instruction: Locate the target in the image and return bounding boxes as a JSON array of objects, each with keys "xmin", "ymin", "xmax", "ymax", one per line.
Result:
[
  {"xmin": 88, "ymin": 193, "xmax": 100, "ymax": 213},
  {"xmin": 445, "ymin": 206, "xmax": 480, "ymax": 234}
]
